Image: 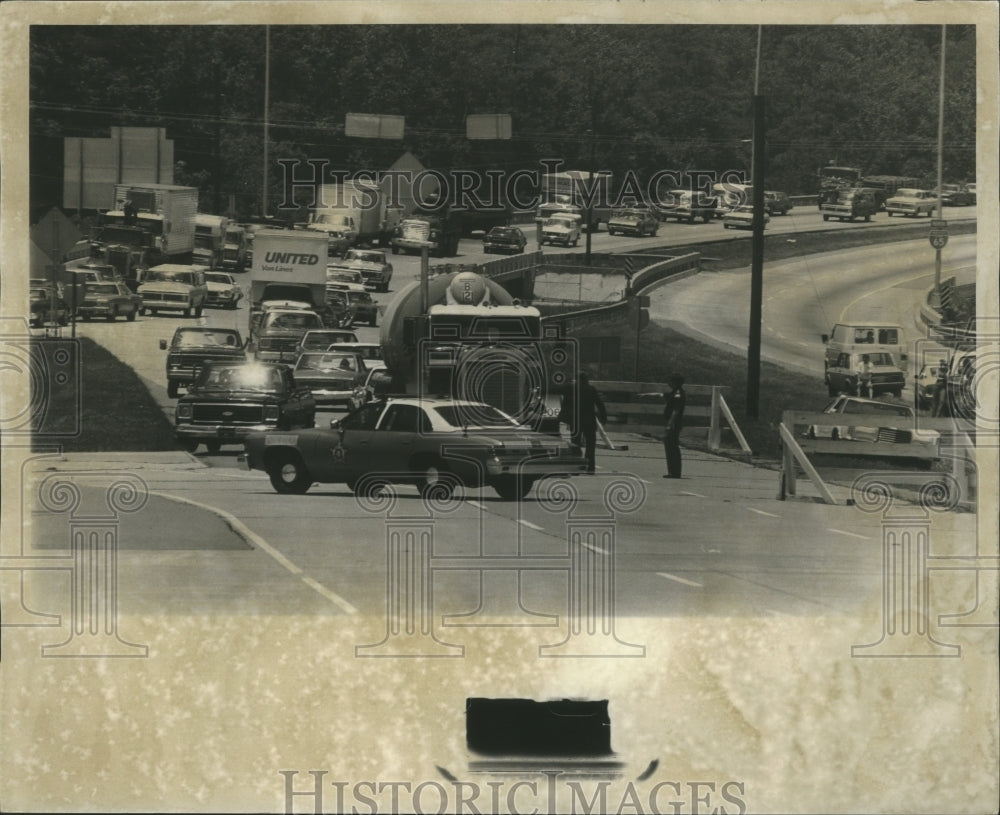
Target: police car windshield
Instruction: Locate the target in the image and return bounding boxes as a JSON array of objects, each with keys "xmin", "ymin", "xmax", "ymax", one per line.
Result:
[{"xmin": 433, "ymin": 405, "xmax": 521, "ymax": 429}]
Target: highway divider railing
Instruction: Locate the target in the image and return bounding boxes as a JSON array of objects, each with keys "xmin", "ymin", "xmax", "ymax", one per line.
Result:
[
  {"xmin": 778, "ymin": 410, "xmax": 976, "ymax": 505},
  {"xmin": 592, "ymin": 380, "xmax": 751, "ymax": 455}
]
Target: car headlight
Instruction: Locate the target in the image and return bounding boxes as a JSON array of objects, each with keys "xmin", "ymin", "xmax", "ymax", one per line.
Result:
[
  {"xmin": 263, "ymin": 405, "xmax": 280, "ymax": 421},
  {"xmin": 176, "ymin": 404, "xmax": 193, "ymax": 420}
]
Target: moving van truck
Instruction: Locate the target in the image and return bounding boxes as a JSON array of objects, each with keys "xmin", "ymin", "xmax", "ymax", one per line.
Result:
[{"xmin": 822, "ymin": 323, "xmax": 908, "ymax": 373}]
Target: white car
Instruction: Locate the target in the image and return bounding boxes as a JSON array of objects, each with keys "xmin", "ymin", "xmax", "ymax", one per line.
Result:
[
  {"xmin": 807, "ymin": 395, "xmax": 939, "ymax": 457},
  {"xmin": 540, "ymin": 214, "xmax": 582, "ymax": 247},
  {"xmin": 722, "ymin": 205, "xmax": 770, "ymax": 229},
  {"xmin": 204, "ymin": 271, "xmax": 243, "ymax": 309}
]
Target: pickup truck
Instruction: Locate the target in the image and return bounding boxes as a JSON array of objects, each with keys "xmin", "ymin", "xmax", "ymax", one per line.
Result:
[
  {"xmin": 174, "ymin": 361, "xmax": 316, "ymax": 454},
  {"xmin": 820, "ymin": 187, "xmax": 878, "ymax": 222},
  {"xmin": 655, "ymin": 190, "xmax": 717, "ymax": 223},
  {"xmin": 885, "ymin": 188, "xmax": 938, "ymax": 218}
]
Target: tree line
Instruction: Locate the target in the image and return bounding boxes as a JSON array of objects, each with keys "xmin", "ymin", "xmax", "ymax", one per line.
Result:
[{"xmin": 30, "ymin": 24, "xmax": 976, "ymax": 218}]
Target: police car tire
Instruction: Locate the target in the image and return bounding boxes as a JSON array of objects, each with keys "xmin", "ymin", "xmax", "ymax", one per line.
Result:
[
  {"xmin": 416, "ymin": 459, "xmax": 453, "ymax": 499},
  {"xmin": 492, "ymin": 476, "xmax": 534, "ymax": 501},
  {"xmin": 268, "ymin": 453, "xmax": 312, "ymax": 494},
  {"xmin": 167, "ymin": 381, "xmax": 179, "ymax": 399}
]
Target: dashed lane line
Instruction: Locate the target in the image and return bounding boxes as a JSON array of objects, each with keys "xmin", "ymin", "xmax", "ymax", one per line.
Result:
[
  {"xmin": 679, "ymin": 490, "xmax": 708, "ymax": 498},
  {"xmin": 657, "ymin": 572, "xmax": 704, "ymax": 588},
  {"xmin": 745, "ymin": 507, "xmax": 782, "ymax": 518},
  {"xmin": 518, "ymin": 519, "xmax": 545, "ymax": 532},
  {"xmin": 827, "ymin": 527, "xmax": 872, "ymax": 541}
]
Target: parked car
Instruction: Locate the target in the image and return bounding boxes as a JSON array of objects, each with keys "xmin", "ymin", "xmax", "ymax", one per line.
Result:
[
  {"xmin": 336, "ymin": 249, "xmax": 394, "ymax": 292},
  {"xmin": 159, "ymin": 326, "xmax": 246, "ymax": 398},
  {"xmin": 540, "ymin": 214, "xmax": 582, "ymax": 247},
  {"xmin": 204, "ymin": 271, "xmax": 243, "ymax": 309},
  {"xmin": 655, "ymin": 190, "xmax": 717, "ymax": 223},
  {"xmin": 825, "ymin": 350, "xmax": 905, "ymax": 397},
  {"xmin": 77, "ymin": 280, "xmax": 143, "ymax": 322},
  {"xmin": 295, "ymin": 329, "xmax": 360, "ymax": 359},
  {"xmin": 607, "ymin": 208, "xmax": 659, "ymax": 237},
  {"xmin": 483, "ymin": 226, "xmax": 528, "ymax": 255},
  {"xmin": 764, "ymin": 191, "xmax": 793, "ymax": 216},
  {"xmin": 965, "ymin": 183, "xmax": 977, "ymax": 204},
  {"xmin": 292, "ymin": 351, "xmax": 369, "ymax": 407},
  {"xmin": 138, "ymin": 264, "xmax": 209, "ymax": 317},
  {"xmin": 885, "ymin": 188, "xmax": 938, "ymax": 217},
  {"xmin": 240, "ymin": 397, "xmax": 589, "ymax": 499},
  {"xmin": 29, "ymin": 284, "xmax": 69, "ymax": 327},
  {"xmin": 349, "ymin": 367, "xmax": 396, "ymax": 411},
  {"xmin": 174, "ymin": 361, "xmax": 316, "ymax": 453},
  {"xmin": 722, "ymin": 205, "xmax": 770, "ymax": 229},
  {"xmin": 806, "ymin": 395, "xmax": 939, "ymax": 459},
  {"xmin": 939, "ymin": 184, "xmax": 974, "ymax": 207}
]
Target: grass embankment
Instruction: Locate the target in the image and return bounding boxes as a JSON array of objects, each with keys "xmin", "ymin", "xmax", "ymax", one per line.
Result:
[
  {"xmin": 637, "ymin": 218, "xmax": 978, "ymax": 461},
  {"xmin": 31, "ymin": 337, "xmax": 176, "ymax": 452}
]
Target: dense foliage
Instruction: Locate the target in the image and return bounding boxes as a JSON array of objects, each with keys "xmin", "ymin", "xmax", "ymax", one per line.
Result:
[{"xmin": 30, "ymin": 24, "xmax": 976, "ymax": 218}]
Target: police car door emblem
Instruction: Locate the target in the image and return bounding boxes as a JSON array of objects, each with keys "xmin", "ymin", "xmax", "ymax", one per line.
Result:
[{"xmin": 332, "ymin": 444, "xmax": 347, "ymax": 462}]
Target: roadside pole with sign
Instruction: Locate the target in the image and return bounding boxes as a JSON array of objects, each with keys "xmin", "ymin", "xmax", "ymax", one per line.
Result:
[{"xmin": 930, "ymin": 218, "xmax": 948, "ymax": 310}]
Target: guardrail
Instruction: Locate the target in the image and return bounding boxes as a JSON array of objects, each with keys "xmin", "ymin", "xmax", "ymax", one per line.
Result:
[
  {"xmin": 778, "ymin": 410, "xmax": 975, "ymax": 505},
  {"xmin": 592, "ymin": 380, "xmax": 751, "ymax": 455}
]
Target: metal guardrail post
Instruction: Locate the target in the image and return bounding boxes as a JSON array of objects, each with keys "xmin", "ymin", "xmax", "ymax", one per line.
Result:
[{"xmin": 708, "ymin": 387, "xmax": 722, "ymax": 450}]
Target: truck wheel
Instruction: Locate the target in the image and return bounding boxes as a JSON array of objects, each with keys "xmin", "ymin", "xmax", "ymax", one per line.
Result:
[
  {"xmin": 167, "ymin": 381, "xmax": 179, "ymax": 399},
  {"xmin": 828, "ymin": 382, "xmax": 839, "ymax": 397},
  {"xmin": 865, "ymin": 214, "xmax": 872, "ymax": 222},
  {"xmin": 106, "ymin": 308, "xmax": 117, "ymax": 322},
  {"xmin": 205, "ymin": 441, "xmax": 222, "ymax": 454},
  {"xmin": 267, "ymin": 452, "xmax": 312, "ymax": 495},
  {"xmin": 126, "ymin": 308, "xmax": 137, "ymax": 322},
  {"xmin": 183, "ymin": 306, "xmax": 192, "ymax": 318},
  {"xmin": 138, "ymin": 307, "xmax": 146, "ymax": 316},
  {"xmin": 887, "ymin": 211, "xmax": 894, "ymax": 217},
  {"xmin": 822, "ymin": 214, "xmax": 830, "ymax": 221},
  {"xmin": 150, "ymin": 308, "xmax": 158, "ymax": 316},
  {"xmin": 391, "ymin": 245, "xmax": 399, "ymax": 255}
]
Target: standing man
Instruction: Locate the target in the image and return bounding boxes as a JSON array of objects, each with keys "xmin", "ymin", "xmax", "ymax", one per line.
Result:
[
  {"xmin": 663, "ymin": 373, "xmax": 686, "ymax": 479},
  {"xmin": 931, "ymin": 357, "xmax": 949, "ymax": 417},
  {"xmin": 560, "ymin": 372, "xmax": 606, "ymax": 474},
  {"xmin": 855, "ymin": 354, "xmax": 873, "ymax": 398}
]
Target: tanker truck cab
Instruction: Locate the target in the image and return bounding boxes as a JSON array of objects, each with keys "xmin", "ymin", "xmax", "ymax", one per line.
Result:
[{"xmin": 822, "ymin": 323, "xmax": 908, "ymax": 374}]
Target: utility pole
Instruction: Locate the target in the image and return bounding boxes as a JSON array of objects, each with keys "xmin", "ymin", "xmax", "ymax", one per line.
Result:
[
  {"xmin": 932, "ymin": 25, "xmax": 947, "ymax": 306},
  {"xmin": 262, "ymin": 25, "xmax": 270, "ymax": 219},
  {"xmin": 746, "ymin": 95, "xmax": 766, "ymax": 419}
]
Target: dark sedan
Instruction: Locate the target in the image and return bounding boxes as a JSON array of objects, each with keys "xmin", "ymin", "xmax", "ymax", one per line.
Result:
[
  {"xmin": 160, "ymin": 326, "xmax": 246, "ymax": 398},
  {"xmin": 241, "ymin": 397, "xmax": 589, "ymax": 500},
  {"xmin": 483, "ymin": 226, "xmax": 528, "ymax": 255},
  {"xmin": 77, "ymin": 280, "xmax": 143, "ymax": 322}
]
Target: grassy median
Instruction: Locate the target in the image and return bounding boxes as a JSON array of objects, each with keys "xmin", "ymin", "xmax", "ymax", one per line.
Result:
[{"xmin": 30, "ymin": 337, "xmax": 176, "ymax": 452}]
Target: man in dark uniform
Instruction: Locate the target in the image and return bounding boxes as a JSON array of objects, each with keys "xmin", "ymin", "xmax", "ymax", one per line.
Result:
[
  {"xmin": 663, "ymin": 373, "xmax": 686, "ymax": 478},
  {"xmin": 560, "ymin": 372, "xmax": 606, "ymax": 473}
]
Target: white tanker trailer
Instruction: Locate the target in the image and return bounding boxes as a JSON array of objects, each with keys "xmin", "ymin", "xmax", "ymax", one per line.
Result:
[{"xmin": 378, "ymin": 270, "xmax": 572, "ymax": 433}]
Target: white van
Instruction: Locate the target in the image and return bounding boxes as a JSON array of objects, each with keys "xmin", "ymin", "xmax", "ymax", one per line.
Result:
[{"xmin": 822, "ymin": 323, "xmax": 908, "ymax": 373}]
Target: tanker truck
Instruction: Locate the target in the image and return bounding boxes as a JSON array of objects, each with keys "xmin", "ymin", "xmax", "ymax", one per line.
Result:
[{"xmin": 378, "ymin": 270, "xmax": 572, "ymax": 433}]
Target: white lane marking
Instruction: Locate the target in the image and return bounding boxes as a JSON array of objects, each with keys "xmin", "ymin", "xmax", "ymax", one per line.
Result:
[
  {"xmin": 657, "ymin": 572, "xmax": 703, "ymax": 588},
  {"xmin": 518, "ymin": 519, "xmax": 545, "ymax": 532},
  {"xmin": 467, "ymin": 500, "xmax": 485, "ymax": 510},
  {"xmin": 679, "ymin": 490, "xmax": 707, "ymax": 498},
  {"xmin": 301, "ymin": 577, "xmax": 359, "ymax": 615},
  {"xmin": 150, "ymin": 491, "xmax": 359, "ymax": 614},
  {"xmin": 581, "ymin": 541, "xmax": 609, "ymax": 556},
  {"xmin": 827, "ymin": 528, "xmax": 871, "ymax": 541},
  {"xmin": 746, "ymin": 507, "xmax": 781, "ymax": 518}
]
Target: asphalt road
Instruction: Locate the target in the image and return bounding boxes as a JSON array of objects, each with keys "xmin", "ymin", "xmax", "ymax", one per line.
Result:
[{"xmin": 23, "ymin": 206, "xmax": 979, "ymax": 625}]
